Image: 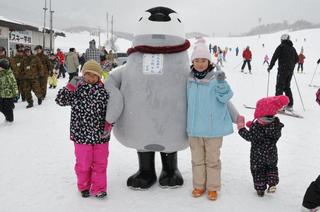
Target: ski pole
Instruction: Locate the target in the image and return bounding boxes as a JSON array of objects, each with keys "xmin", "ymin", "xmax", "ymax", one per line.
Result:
[
  {"xmin": 309, "ymin": 64, "xmax": 319, "ymax": 86},
  {"xmin": 293, "ymin": 73, "xmax": 306, "ymax": 111},
  {"xmin": 267, "ymin": 71, "xmax": 270, "ymax": 97},
  {"xmin": 233, "ymin": 61, "xmax": 243, "ymax": 70}
]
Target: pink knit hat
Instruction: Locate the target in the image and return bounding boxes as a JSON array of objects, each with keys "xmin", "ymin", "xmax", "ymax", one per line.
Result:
[
  {"xmin": 191, "ymin": 38, "xmax": 211, "ymax": 62},
  {"xmin": 254, "ymin": 95, "xmax": 289, "ymax": 119}
]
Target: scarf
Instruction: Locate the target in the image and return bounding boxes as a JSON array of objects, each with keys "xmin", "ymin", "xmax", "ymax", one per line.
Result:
[{"xmin": 127, "ymin": 40, "xmax": 190, "ymax": 55}]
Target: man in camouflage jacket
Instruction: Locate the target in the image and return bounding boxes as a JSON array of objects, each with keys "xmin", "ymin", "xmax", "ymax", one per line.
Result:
[
  {"xmin": 9, "ymin": 44, "xmax": 25, "ymax": 101},
  {"xmin": 34, "ymin": 45, "xmax": 53, "ymax": 99},
  {"xmin": 22, "ymin": 46, "xmax": 44, "ymax": 108}
]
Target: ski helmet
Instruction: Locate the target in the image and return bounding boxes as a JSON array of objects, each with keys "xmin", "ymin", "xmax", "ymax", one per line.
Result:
[{"xmin": 280, "ymin": 34, "xmax": 290, "ymax": 41}]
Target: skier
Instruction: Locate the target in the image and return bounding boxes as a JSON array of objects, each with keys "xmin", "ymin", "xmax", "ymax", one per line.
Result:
[
  {"xmin": 241, "ymin": 46, "xmax": 252, "ymax": 74},
  {"xmin": 267, "ymin": 34, "xmax": 299, "ymax": 112},
  {"xmin": 235, "ymin": 46, "xmax": 239, "ymax": 56},
  {"xmin": 297, "ymin": 50, "xmax": 306, "ymax": 73},
  {"xmin": 317, "ymin": 58, "xmax": 320, "ymax": 64},
  {"xmin": 263, "ymin": 54, "xmax": 270, "ymax": 66},
  {"xmin": 217, "ymin": 49, "xmax": 224, "ymax": 67},
  {"xmin": 237, "ymin": 95, "xmax": 289, "ymax": 197}
]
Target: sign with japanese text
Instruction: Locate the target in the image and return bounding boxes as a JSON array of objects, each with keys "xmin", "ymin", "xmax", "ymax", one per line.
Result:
[{"xmin": 9, "ymin": 30, "xmax": 32, "ymax": 44}]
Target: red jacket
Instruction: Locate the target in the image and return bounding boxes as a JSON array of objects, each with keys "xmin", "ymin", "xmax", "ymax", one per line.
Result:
[
  {"xmin": 298, "ymin": 53, "xmax": 305, "ymax": 64},
  {"xmin": 56, "ymin": 51, "xmax": 65, "ymax": 64},
  {"xmin": 242, "ymin": 49, "xmax": 252, "ymax": 60}
]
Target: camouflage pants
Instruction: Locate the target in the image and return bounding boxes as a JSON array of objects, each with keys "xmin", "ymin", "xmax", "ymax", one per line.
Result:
[
  {"xmin": 39, "ymin": 76, "xmax": 48, "ymax": 98},
  {"xmin": 21, "ymin": 79, "xmax": 42, "ymax": 104},
  {"xmin": 16, "ymin": 79, "xmax": 26, "ymax": 101}
]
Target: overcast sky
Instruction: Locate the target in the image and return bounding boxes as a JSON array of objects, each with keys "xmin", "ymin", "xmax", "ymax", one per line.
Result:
[{"xmin": 1, "ymin": 0, "xmax": 320, "ymax": 36}]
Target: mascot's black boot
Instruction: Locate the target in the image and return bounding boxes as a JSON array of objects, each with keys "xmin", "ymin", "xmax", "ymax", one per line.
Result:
[
  {"xmin": 159, "ymin": 152, "xmax": 183, "ymax": 187},
  {"xmin": 127, "ymin": 152, "xmax": 157, "ymax": 189}
]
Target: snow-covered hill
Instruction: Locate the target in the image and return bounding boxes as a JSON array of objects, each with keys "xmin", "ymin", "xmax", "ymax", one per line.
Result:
[{"xmin": 2, "ymin": 29, "xmax": 320, "ymax": 212}]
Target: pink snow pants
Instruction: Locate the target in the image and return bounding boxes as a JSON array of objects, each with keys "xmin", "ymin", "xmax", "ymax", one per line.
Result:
[{"xmin": 74, "ymin": 142, "xmax": 109, "ymax": 195}]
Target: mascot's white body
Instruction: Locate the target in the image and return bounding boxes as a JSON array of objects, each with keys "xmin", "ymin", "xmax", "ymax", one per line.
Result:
[{"xmin": 105, "ymin": 8, "xmax": 190, "ymax": 153}]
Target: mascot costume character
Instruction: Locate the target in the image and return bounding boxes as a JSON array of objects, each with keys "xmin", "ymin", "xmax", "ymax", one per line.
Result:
[{"xmin": 105, "ymin": 6, "xmax": 190, "ymax": 189}]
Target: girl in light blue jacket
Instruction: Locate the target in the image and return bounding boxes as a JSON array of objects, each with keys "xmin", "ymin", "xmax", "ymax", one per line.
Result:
[{"xmin": 187, "ymin": 38, "xmax": 235, "ymax": 201}]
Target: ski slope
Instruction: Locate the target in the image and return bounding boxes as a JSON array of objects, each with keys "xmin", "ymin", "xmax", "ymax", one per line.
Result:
[{"xmin": 1, "ymin": 29, "xmax": 320, "ymax": 212}]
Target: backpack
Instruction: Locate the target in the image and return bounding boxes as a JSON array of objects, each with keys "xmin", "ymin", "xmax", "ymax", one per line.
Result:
[{"xmin": 316, "ymin": 88, "xmax": 320, "ymax": 105}]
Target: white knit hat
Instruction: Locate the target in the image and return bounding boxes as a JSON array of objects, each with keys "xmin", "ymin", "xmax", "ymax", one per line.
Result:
[{"xmin": 191, "ymin": 38, "xmax": 211, "ymax": 62}]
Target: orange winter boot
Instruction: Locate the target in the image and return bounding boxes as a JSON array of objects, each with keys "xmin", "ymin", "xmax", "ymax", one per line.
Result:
[
  {"xmin": 192, "ymin": 188, "xmax": 205, "ymax": 197},
  {"xmin": 208, "ymin": 191, "xmax": 218, "ymax": 201}
]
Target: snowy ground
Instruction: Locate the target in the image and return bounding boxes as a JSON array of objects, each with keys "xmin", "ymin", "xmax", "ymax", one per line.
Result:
[{"xmin": 1, "ymin": 29, "xmax": 320, "ymax": 212}]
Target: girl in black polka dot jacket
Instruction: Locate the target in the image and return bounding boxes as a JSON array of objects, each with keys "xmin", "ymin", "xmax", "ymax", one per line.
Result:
[
  {"xmin": 55, "ymin": 60, "xmax": 111, "ymax": 199},
  {"xmin": 237, "ymin": 95, "xmax": 289, "ymax": 197}
]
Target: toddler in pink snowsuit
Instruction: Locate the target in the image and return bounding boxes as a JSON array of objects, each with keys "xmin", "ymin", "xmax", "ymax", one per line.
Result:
[{"xmin": 56, "ymin": 60, "xmax": 111, "ymax": 198}]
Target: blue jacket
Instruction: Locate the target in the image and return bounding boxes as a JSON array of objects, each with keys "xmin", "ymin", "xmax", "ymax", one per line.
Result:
[{"xmin": 187, "ymin": 70, "xmax": 234, "ymax": 137}]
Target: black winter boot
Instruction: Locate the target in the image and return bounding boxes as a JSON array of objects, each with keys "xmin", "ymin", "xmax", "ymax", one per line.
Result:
[
  {"xmin": 127, "ymin": 152, "xmax": 157, "ymax": 189},
  {"xmin": 80, "ymin": 190, "xmax": 90, "ymax": 198},
  {"xmin": 26, "ymin": 102, "xmax": 33, "ymax": 109},
  {"xmin": 257, "ymin": 190, "xmax": 265, "ymax": 197},
  {"xmin": 159, "ymin": 152, "xmax": 183, "ymax": 188},
  {"xmin": 37, "ymin": 98, "xmax": 42, "ymax": 105}
]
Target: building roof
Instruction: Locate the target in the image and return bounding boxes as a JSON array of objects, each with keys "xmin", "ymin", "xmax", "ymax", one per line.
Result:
[
  {"xmin": 0, "ymin": 19, "xmax": 38, "ymax": 31},
  {"xmin": 0, "ymin": 16, "xmax": 65, "ymax": 37}
]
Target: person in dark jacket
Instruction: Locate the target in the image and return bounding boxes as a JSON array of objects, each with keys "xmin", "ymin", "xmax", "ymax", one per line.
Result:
[
  {"xmin": 237, "ymin": 95, "xmax": 289, "ymax": 197},
  {"xmin": 303, "ymin": 175, "xmax": 320, "ymax": 211},
  {"xmin": 267, "ymin": 34, "xmax": 299, "ymax": 111}
]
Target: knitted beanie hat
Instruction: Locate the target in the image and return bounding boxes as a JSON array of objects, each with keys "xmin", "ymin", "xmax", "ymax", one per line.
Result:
[
  {"xmin": 82, "ymin": 59, "xmax": 102, "ymax": 78},
  {"xmin": 191, "ymin": 38, "xmax": 211, "ymax": 62},
  {"xmin": 254, "ymin": 95, "xmax": 289, "ymax": 119}
]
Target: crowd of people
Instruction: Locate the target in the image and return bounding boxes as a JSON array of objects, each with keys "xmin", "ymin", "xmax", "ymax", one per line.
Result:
[{"xmin": 0, "ymin": 39, "xmax": 118, "ymax": 122}]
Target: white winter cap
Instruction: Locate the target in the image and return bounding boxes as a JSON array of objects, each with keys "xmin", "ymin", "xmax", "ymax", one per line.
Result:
[{"xmin": 191, "ymin": 38, "xmax": 211, "ymax": 62}]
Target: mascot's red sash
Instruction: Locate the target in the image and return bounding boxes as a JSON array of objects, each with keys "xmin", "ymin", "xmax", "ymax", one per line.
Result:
[{"xmin": 127, "ymin": 40, "xmax": 190, "ymax": 55}]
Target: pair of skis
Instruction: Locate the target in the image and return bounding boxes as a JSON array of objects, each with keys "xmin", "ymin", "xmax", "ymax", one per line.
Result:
[{"xmin": 243, "ymin": 104, "xmax": 303, "ymax": 119}]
